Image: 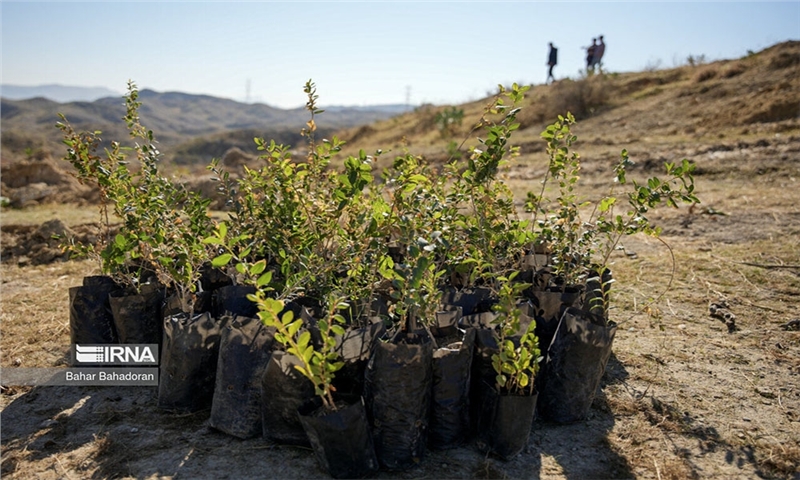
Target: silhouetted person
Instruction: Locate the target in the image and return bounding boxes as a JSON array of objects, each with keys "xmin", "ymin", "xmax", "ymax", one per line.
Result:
[
  {"xmin": 585, "ymin": 38, "xmax": 597, "ymax": 74},
  {"xmin": 593, "ymin": 35, "xmax": 606, "ymax": 72},
  {"xmin": 547, "ymin": 42, "xmax": 558, "ymax": 84}
]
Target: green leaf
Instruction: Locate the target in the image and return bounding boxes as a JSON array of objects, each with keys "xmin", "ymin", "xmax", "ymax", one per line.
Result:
[
  {"xmin": 250, "ymin": 259, "xmax": 267, "ymax": 276},
  {"xmin": 301, "ymin": 346, "xmax": 313, "ymax": 365},
  {"xmin": 599, "ymin": 197, "xmax": 616, "ymax": 212},
  {"xmin": 288, "ymin": 320, "xmax": 303, "ymax": 338},
  {"xmin": 327, "ymin": 361, "xmax": 344, "ymax": 373},
  {"xmin": 293, "ymin": 364, "xmax": 311, "ymax": 379},
  {"xmin": 331, "ymin": 325, "xmax": 346, "ymax": 336},
  {"xmin": 211, "ymin": 253, "xmax": 232, "ymax": 267},
  {"xmin": 256, "ymin": 271, "xmax": 272, "ymax": 287}
]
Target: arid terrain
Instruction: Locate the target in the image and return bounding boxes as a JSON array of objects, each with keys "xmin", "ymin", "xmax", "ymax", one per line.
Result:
[{"xmin": 1, "ymin": 41, "xmax": 799, "ymax": 479}]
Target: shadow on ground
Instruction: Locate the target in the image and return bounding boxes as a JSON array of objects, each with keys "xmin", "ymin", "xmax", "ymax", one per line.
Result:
[{"xmin": 0, "ymin": 355, "xmax": 651, "ymax": 479}]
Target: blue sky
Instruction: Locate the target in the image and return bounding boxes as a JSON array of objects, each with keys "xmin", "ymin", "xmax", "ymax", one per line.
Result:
[{"xmin": 2, "ymin": 1, "xmax": 798, "ymax": 108}]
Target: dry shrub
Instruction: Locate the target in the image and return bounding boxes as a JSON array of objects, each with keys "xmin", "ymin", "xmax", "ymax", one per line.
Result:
[
  {"xmin": 523, "ymin": 77, "xmax": 610, "ymax": 125},
  {"xmin": 604, "ymin": 389, "xmax": 640, "ymax": 416},
  {"xmin": 722, "ymin": 62, "xmax": 747, "ymax": 78},
  {"xmin": 693, "ymin": 66, "xmax": 718, "ymax": 83},
  {"xmin": 410, "ymin": 104, "xmax": 439, "ymax": 135},
  {"xmin": 0, "ymin": 449, "xmax": 24, "ymax": 477},
  {"xmin": 758, "ymin": 441, "xmax": 800, "ymax": 477},
  {"xmin": 345, "ymin": 124, "xmax": 377, "ymax": 144},
  {"xmin": 658, "ymin": 458, "xmax": 696, "ymax": 480},
  {"xmin": 769, "ymin": 51, "xmax": 800, "ymax": 70},
  {"xmin": 93, "ymin": 434, "xmax": 134, "ymax": 478},
  {"xmin": 632, "ymin": 86, "xmax": 664, "ymax": 100},
  {"xmin": 744, "ymin": 100, "xmax": 800, "ymax": 124},
  {"xmin": 220, "ymin": 146, "xmax": 255, "ymax": 169}
]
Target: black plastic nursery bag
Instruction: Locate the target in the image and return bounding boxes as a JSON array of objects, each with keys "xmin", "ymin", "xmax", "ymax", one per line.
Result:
[
  {"xmin": 477, "ymin": 385, "xmax": 538, "ymax": 460},
  {"xmin": 260, "ymin": 351, "xmax": 316, "ymax": 446},
  {"xmin": 429, "ymin": 327, "xmax": 475, "ymax": 449},
  {"xmin": 298, "ymin": 397, "xmax": 379, "ymax": 479},
  {"xmin": 538, "ymin": 307, "xmax": 617, "ymax": 423},
  {"xmin": 364, "ymin": 329, "xmax": 434, "ymax": 470},
  {"xmin": 69, "ymin": 275, "xmax": 122, "ymax": 348},
  {"xmin": 209, "ymin": 315, "xmax": 275, "ymax": 438},
  {"xmin": 109, "ymin": 282, "xmax": 164, "ymax": 345},
  {"xmin": 157, "ymin": 311, "xmax": 222, "ymax": 413}
]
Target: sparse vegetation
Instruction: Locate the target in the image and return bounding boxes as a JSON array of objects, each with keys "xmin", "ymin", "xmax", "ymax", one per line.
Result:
[
  {"xmin": 434, "ymin": 106, "xmax": 465, "ymax": 137},
  {"xmin": 693, "ymin": 65, "xmax": 718, "ymax": 83},
  {"xmin": 686, "ymin": 53, "xmax": 707, "ymax": 67}
]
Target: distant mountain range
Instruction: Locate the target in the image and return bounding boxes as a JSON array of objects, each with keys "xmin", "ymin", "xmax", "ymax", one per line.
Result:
[
  {"xmin": 1, "ymin": 85, "xmax": 410, "ymax": 165},
  {"xmin": 1, "ymin": 84, "xmax": 122, "ymax": 103},
  {"xmin": 0, "ymin": 83, "xmax": 411, "ymax": 113}
]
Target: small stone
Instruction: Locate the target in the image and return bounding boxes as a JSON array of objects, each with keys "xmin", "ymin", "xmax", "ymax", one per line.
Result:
[{"xmin": 130, "ymin": 427, "xmax": 139, "ymax": 433}]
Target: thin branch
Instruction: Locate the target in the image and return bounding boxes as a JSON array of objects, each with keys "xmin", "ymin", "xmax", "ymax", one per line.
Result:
[
  {"xmin": 617, "ymin": 235, "xmax": 676, "ymax": 327},
  {"xmin": 711, "ymin": 254, "xmax": 800, "ymax": 270},
  {"xmin": 739, "ymin": 262, "xmax": 800, "ymax": 270}
]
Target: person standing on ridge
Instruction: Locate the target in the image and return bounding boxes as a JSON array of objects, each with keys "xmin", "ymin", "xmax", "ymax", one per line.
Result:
[
  {"xmin": 547, "ymin": 42, "xmax": 558, "ymax": 84},
  {"xmin": 585, "ymin": 38, "xmax": 597, "ymax": 74},
  {"xmin": 593, "ymin": 35, "xmax": 606, "ymax": 73}
]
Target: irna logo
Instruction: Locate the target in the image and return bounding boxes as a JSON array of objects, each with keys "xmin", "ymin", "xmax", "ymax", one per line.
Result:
[{"xmin": 73, "ymin": 344, "xmax": 158, "ymax": 365}]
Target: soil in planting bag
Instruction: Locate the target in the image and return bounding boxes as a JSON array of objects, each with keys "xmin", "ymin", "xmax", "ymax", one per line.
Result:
[
  {"xmin": 429, "ymin": 327, "xmax": 475, "ymax": 449},
  {"xmin": 516, "ymin": 269, "xmax": 550, "ymax": 299},
  {"xmin": 109, "ymin": 283, "xmax": 165, "ymax": 345},
  {"xmin": 157, "ymin": 311, "xmax": 223, "ymax": 413},
  {"xmin": 200, "ymin": 262, "xmax": 233, "ymax": 292},
  {"xmin": 211, "ymin": 284, "xmax": 257, "ymax": 319},
  {"xmin": 69, "ymin": 275, "xmax": 122, "ymax": 348},
  {"xmin": 364, "ymin": 328, "xmax": 434, "ymax": 470},
  {"xmin": 440, "ymin": 286, "xmax": 495, "ymax": 316},
  {"xmin": 333, "ymin": 321, "xmax": 386, "ymax": 398},
  {"xmin": 476, "ymin": 384, "xmax": 538, "ymax": 460},
  {"xmin": 527, "ymin": 285, "xmax": 584, "ymax": 353},
  {"xmin": 260, "ymin": 350, "xmax": 315, "ymax": 446},
  {"xmin": 162, "ymin": 290, "xmax": 213, "ymax": 317},
  {"xmin": 298, "ymin": 397, "xmax": 379, "ymax": 479},
  {"xmin": 210, "ymin": 315, "xmax": 276, "ymax": 439},
  {"xmin": 521, "ymin": 252, "xmax": 551, "ymax": 271},
  {"xmin": 538, "ymin": 307, "xmax": 617, "ymax": 423},
  {"xmin": 429, "ymin": 307, "xmax": 463, "ymax": 338}
]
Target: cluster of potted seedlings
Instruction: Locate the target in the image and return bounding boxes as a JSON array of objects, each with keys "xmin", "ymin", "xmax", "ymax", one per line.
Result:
[{"xmin": 58, "ymin": 81, "xmax": 698, "ymax": 478}]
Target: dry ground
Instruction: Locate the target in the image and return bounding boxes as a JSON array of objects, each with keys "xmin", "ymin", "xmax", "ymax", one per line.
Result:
[
  {"xmin": 2, "ymin": 42, "xmax": 800, "ymax": 479},
  {"xmin": 2, "ymin": 139, "xmax": 799, "ymax": 479}
]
